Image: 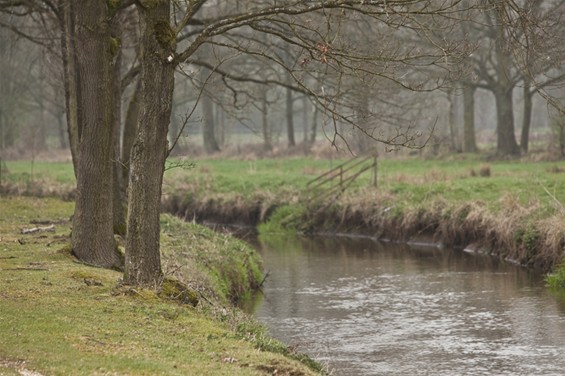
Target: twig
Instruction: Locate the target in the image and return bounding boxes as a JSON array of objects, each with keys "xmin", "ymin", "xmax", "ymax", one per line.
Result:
[
  {"xmin": 20, "ymin": 224, "xmax": 55, "ymax": 234},
  {"xmin": 538, "ymin": 179, "xmax": 565, "ymax": 212},
  {"xmin": 258, "ymin": 270, "xmax": 270, "ymax": 287}
]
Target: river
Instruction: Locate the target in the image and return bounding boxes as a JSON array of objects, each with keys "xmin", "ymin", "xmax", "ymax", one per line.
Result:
[{"xmin": 244, "ymin": 234, "xmax": 565, "ymax": 376}]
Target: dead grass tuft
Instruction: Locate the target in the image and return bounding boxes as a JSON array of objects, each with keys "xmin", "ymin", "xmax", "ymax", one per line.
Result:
[
  {"xmin": 479, "ymin": 165, "xmax": 491, "ymax": 177},
  {"xmin": 469, "ymin": 165, "xmax": 491, "ymax": 177},
  {"xmin": 547, "ymin": 165, "xmax": 565, "ymax": 174}
]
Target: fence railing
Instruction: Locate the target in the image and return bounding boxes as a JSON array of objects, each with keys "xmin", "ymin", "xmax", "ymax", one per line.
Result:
[{"xmin": 306, "ymin": 154, "xmax": 377, "ymax": 202}]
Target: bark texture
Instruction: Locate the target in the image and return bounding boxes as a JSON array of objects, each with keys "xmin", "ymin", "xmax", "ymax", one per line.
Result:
[
  {"xmin": 71, "ymin": 0, "xmax": 122, "ymax": 269},
  {"xmin": 124, "ymin": 0, "xmax": 175, "ymax": 286},
  {"xmin": 121, "ymin": 78, "xmax": 141, "ymax": 184},
  {"xmin": 111, "ymin": 23, "xmax": 127, "ymax": 236}
]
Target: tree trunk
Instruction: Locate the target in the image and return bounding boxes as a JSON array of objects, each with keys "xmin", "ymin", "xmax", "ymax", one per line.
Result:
[
  {"xmin": 520, "ymin": 78, "xmax": 532, "ymax": 154},
  {"xmin": 261, "ymin": 88, "xmax": 272, "ymax": 151},
  {"xmin": 124, "ymin": 0, "xmax": 175, "ymax": 287},
  {"xmin": 354, "ymin": 93, "xmax": 370, "ymax": 154},
  {"xmin": 463, "ymin": 84, "xmax": 478, "ymax": 153},
  {"xmin": 59, "ymin": 0, "xmax": 80, "ymax": 178},
  {"xmin": 286, "ymin": 79, "xmax": 295, "ymax": 148},
  {"xmin": 217, "ymin": 105, "xmax": 225, "ymax": 146},
  {"xmin": 71, "ymin": 0, "xmax": 122, "ymax": 269},
  {"xmin": 201, "ymin": 90, "xmax": 220, "ymax": 153},
  {"xmin": 310, "ymin": 104, "xmax": 319, "ymax": 143},
  {"xmin": 302, "ymin": 96, "xmax": 309, "ymax": 144},
  {"xmin": 492, "ymin": 4, "xmax": 519, "ymax": 157},
  {"xmin": 448, "ymin": 88, "xmax": 460, "ymax": 152},
  {"xmin": 121, "ymin": 78, "xmax": 141, "ymax": 185},
  {"xmin": 494, "ymin": 87, "xmax": 520, "ymax": 156},
  {"xmin": 57, "ymin": 110, "xmax": 68, "ymax": 149},
  {"xmin": 111, "ymin": 23, "xmax": 126, "ymax": 236}
]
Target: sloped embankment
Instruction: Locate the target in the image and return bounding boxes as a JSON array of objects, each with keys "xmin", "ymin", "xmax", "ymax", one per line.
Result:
[
  {"xmin": 163, "ymin": 192, "xmax": 565, "ymax": 272},
  {"xmin": 0, "ymin": 196, "xmax": 323, "ymax": 375}
]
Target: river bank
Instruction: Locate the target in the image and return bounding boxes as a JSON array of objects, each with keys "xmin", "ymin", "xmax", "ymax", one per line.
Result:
[
  {"xmin": 0, "ymin": 196, "xmax": 323, "ymax": 375},
  {"xmin": 160, "ymin": 156, "xmax": 565, "ymax": 274}
]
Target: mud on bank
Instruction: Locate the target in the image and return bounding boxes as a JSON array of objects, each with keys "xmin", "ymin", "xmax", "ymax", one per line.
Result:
[{"xmin": 163, "ymin": 191, "xmax": 565, "ymax": 273}]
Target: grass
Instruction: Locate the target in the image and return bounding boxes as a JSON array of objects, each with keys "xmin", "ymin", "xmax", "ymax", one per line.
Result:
[
  {"xmin": 7, "ymin": 156, "xmax": 565, "ymax": 210},
  {"xmin": 547, "ymin": 263, "xmax": 565, "ymax": 289},
  {"xmin": 162, "ymin": 156, "xmax": 565, "ymax": 209},
  {"xmin": 0, "ymin": 196, "xmax": 322, "ymax": 375}
]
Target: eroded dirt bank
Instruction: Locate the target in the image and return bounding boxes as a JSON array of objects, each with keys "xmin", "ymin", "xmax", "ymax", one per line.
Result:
[{"xmin": 163, "ymin": 193, "xmax": 565, "ymax": 272}]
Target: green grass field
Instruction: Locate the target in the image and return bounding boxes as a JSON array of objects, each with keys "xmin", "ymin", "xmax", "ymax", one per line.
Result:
[
  {"xmin": 5, "ymin": 156, "xmax": 565, "ymax": 213},
  {"xmin": 162, "ymin": 156, "xmax": 565, "ymax": 217}
]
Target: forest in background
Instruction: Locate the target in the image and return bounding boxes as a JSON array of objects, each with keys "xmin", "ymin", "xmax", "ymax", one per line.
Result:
[{"xmin": 1, "ymin": 0, "xmax": 565, "ymax": 162}]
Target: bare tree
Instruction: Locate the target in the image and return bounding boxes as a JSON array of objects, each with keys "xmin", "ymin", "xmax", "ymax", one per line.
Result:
[
  {"xmin": 122, "ymin": 0, "xmax": 478, "ymax": 285},
  {"xmin": 1, "ymin": 0, "xmax": 484, "ymax": 287},
  {"xmin": 508, "ymin": 0, "xmax": 565, "ymax": 152},
  {"xmin": 459, "ymin": 0, "xmax": 565, "ymax": 156}
]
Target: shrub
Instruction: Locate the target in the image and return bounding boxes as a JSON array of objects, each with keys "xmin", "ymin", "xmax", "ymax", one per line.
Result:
[{"xmin": 546, "ymin": 263, "xmax": 565, "ymax": 289}]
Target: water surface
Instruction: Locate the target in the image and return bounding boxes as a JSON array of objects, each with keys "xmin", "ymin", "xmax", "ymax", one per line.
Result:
[{"xmin": 247, "ymin": 235, "xmax": 565, "ymax": 375}]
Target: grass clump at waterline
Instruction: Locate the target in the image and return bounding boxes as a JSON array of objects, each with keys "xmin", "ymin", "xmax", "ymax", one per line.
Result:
[
  {"xmin": 546, "ymin": 262, "xmax": 565, "ymax": 289},
  {"xmin": 0, "ymin": 196, "xmax": 323, "ymax": 375},
  {"xmin": 257, "ymin": 204, "xmax": 311, "ymax": 235}
]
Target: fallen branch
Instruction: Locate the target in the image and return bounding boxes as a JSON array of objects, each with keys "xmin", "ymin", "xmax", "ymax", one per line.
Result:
[{"xmin": 20, "ymin": 224, "xmax": 55, "ymax": 234}]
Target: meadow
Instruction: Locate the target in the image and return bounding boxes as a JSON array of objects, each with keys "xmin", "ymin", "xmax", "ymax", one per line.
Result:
[{"xmin": 5, "ymin": 155, "xmax": 565, "ymax": 209}]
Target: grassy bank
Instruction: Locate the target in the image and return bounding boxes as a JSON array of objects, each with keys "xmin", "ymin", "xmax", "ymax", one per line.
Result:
[
  {"xmin": 160, "ymin": 155, "xmax": 565, "ymax": 273},
  {"xmin": 0, "ymin": 196, "xmax": 322, "ymax": 375}
]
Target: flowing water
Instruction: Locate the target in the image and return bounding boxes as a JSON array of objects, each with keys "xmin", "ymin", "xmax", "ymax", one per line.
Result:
[{"xmin": 245, "ymin": 235, "xmax": 565, "ymax": 376}]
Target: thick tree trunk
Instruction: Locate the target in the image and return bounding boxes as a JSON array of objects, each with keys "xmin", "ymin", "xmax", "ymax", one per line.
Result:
[
  {"xmin": 124, "ymin": 0, "xmax": 175, "ymax": 287},
  {"xmin": 494, "ymin": 87, "xmax": 520, "ymax": 156},
  {"xmin": 520, "ymin": 79, "xmax": 532, "ymax": 154},
  {"xmin": 71, "ymin": 0, "xmax": 122, "ymax": 269},
  {"xmin": 463, "ymin": 84, "xmax": 478, "ymax": 153}
]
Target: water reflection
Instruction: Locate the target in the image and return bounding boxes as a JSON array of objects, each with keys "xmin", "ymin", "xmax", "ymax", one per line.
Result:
[{"xmin": 247, "ymin": 235, "xmax": 565, "ymax": 376}]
